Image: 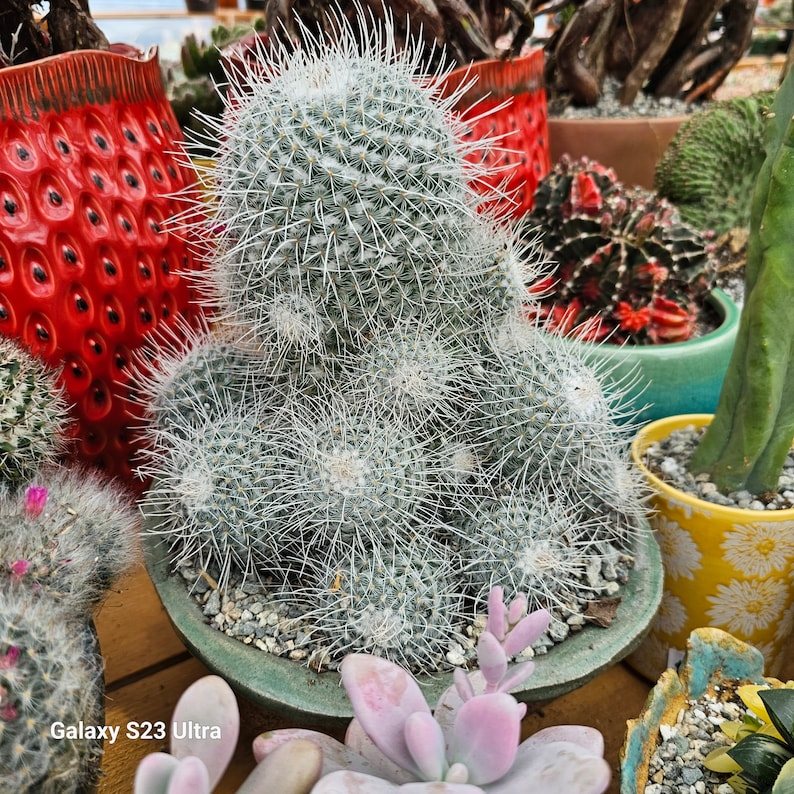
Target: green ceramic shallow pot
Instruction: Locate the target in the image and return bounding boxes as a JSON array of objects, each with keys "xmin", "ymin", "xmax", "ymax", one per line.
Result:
[
  {"xmin": 142, "ymin": 521, "xmax": 663, "ymax": 726},
  {"xmin": 620, "ymin": 627, "xmax": 769, "ymax": 793},
  {"xmin": 564, "ymin": 288, "xmax": 740, "ymax": 424}
]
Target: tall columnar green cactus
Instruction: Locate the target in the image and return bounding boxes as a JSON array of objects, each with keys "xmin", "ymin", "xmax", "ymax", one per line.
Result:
[
  {"xmin": 655, "ymin": 92, "xmax": 775, "ymax": 236},
  {"xmin": 0, "ymin": 587, "xmax": 104, "ymax": 793},
  {"xmin": 0, "ymin": 338, "xmax": 70, "ymax": 488},
  {"xmin": 141, "ymin": 10, "xmax": 651, "ymax": 674},
  {"xmin": 690, "ymin": 68, "xmax": 794, "ymax": 494},
  {"xmin": 0, "ymin": 467, "xmax": 138, "ymax": 612}
]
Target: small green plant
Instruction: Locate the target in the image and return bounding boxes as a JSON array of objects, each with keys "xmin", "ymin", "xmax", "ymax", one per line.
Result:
[
  {"xmin": 655, "ymin": 92, "xmax": 775, "ymax": 236},
  {"xmin": 705, "ymin": 685, "xmax": 794, "ymax": 793},
  {"xmin": 163, "ymin": 19, "xmax": 268, "ymax": 152},
  {"xmin": 527, "ymin": 155, "xmax": 717, "ymax": 345}
]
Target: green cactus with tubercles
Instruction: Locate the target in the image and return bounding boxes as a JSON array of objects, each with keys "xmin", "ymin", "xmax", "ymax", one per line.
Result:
[
  {"xmin": 140, "ymin": 406, "xmax": 296, "ymax": 593},
  {"xmin": 0, "ymin": 587, "xmax": 104, "ymax": 793},
  {"xmin": 297, "ymin": 538, "xmax": 464, "ymax": 673},
  {"xmin": 458, "ymin": 489, "xmax": 601, "ymax": 613},
  {"xmin": 188, "ymin": 17, "xmax": 490, "ymax": 348},
  {"xmin": 690, "ymin": 69, "xmax": 794, "ymax": 494},
  {"xmin": 140, "ymin": 10, "xmax": 653, "ymax": 673},
  {"xmin": 0, "ymin": 338, "xmax": 70, "ymax": 489},
  {"xmin": 655, "ymin": 92, "xmax": 775, "ymax": 235}
]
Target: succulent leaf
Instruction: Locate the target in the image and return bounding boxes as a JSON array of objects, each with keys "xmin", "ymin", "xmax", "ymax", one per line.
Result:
[
  {"xmin": 404, "ymin": 711, "xmax": 448, "ymax": 781},
  {"xmin": 169, "ymin": 675, "xmax": 239, "ymax": 789},
  {"xmin": 340, "ymin": 654, "xmax": 431, "ymax": 778},
  {"xmin": 448, "ymin": 694, "xmax": 523, "ymax": 785},
  {"xmin": 133, "ymin": 752, "xmax": 180, "ymax": 794},
  {"xmin": 165, "ymin": 757, "xmax": 211, "ymax": 794},
  {"xmin": 237, "ymin": 738, "xmax": 323, "ymax": 794},
  {"xmin": 760, "ymin": 688, "xmax": 794, "ymax": 748}
]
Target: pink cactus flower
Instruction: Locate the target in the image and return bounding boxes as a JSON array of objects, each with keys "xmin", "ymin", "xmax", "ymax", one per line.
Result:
[{"xmin": 24, "ymin": 485, "xmax": 48, "ymax": 518}]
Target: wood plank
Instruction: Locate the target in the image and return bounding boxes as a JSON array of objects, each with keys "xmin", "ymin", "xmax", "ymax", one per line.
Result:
[{"xmin": 94, "ymin": 563, "xmax": 188, "ymax": 686}]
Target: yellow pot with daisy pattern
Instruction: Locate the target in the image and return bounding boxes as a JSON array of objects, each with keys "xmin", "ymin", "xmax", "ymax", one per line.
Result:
[{"xmin": 627, "ymin": 414, "xmax": 794, "ymax": 682}]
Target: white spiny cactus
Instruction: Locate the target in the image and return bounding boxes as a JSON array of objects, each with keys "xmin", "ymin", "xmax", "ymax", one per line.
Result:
[{"xmin": 142, "ymin": 8, "xmax": 649, "ymax": 675}]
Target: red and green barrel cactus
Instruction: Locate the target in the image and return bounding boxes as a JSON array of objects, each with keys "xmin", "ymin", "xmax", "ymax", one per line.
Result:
[{"xmin": 526, "ymin": 156, "xmax": 717, "ymax": 345}]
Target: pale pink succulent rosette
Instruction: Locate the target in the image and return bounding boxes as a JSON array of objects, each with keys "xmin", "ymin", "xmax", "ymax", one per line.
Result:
[
  {"xmin": 134, "ymin": 588, "xmax": 611, "ymax": 793},
  {"xmin": 253, "ymin": 587, "xmax": 611, "ymax": 793}
]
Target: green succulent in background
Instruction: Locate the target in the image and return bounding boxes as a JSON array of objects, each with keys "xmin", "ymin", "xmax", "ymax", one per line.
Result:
[
  {"xmin": 163, "ymin": 19, "xmax": 267, "ymax": 155},
  {"xmin": 655, "ymin": 92, "xmax": 775, "ymax": 236}
]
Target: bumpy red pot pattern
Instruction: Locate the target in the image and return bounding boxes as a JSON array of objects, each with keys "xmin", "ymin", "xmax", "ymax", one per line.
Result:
[{"xmin": 0, "ymin": 48, "xmax": 205, "ymax": 484}]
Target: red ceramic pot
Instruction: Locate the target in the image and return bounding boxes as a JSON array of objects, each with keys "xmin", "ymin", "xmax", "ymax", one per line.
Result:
[{"xmin": 0, "ymin": 46, "xmax": 206, "ymax": 485}]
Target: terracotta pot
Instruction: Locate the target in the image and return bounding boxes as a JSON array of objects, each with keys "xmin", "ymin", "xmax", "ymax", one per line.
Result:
[
  {"xmin": 547, "ymin": 115, "xmax": 688, "ymax": 190},
  {"xmin": 620, "ymin": 627, "xmax": 770, "ymax": 793},
  {"xmin": 628, "ymin": 414, "xmax": 794, "ymax": 681},
  {"xmin": 560, "ymin": 289, "xmax": 740, "ymax": 424},
  {"xmin": 0, "ymin": 47, "xmax": 206, "ymax": 484}
]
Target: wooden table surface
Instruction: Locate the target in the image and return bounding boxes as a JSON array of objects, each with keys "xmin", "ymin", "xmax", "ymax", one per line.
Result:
[{"xmin": 91, "ymin": 558, "xmax": 732, "ymax": 794}]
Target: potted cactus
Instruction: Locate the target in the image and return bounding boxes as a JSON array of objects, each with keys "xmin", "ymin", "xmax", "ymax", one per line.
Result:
[
  {"xmin": 0, "ymin": 338, "xmax": 139, "ymax": 791},
  {"xmin": 138, "ymin": 8, "xmax": 663, "ymax": 720},
  {"xmin": 525, "ymin": 154, "xmax": 741, "ymax": 422},
  {"xmin": 538, "ymin": 0, "xmax": 760, "ymax": 188},
  {"xmin": 628, "ymin": 63, "xmax": 794, "ymax": 682}
]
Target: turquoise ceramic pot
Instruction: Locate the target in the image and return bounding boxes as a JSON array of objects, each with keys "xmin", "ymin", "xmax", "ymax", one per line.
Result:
[
  {"xmin": 142, "ymin": 523, "xmax": 663, "ymax": 725},
  {"xmin": 565, "ymin": 289, "xmax": 740, "ymax": 424},
  {"xmin": 620, "ymin": 627, "xmax": 768, "ymax": 793}
]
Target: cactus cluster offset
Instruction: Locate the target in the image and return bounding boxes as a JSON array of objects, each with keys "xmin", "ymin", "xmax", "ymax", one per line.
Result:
[
  {"xmin": 0, "ymin": 587, "xmax": 104, "ymax": 793},
  {"xmin": 527, "ymin": 155, "xmax": 717, "ymax": 345},
  {"xmin": 0, "ymin": 337, "xmax": 70, "ymax": 488},
  {"xmin": 0, "ymin": 334, "xmax": 138, "ymax": 789},
  {"xmin": 142, "ymin": 10, "xmax": 650, "ymax": 675}
]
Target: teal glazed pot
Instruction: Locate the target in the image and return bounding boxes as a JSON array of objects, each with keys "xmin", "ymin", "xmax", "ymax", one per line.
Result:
[
  {"xmin": 142, "ymin": 520, "xmax": 663, "ymax": 726},
  {"xmin": 620, "ymin": 627, "xmax": 769, "ymax": 793},
  {"xmin": 565, "ymin": 289, "xmax": 740, "ymax": 424}
]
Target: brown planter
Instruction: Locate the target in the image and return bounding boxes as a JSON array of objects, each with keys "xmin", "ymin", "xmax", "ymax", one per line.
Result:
[{"xmin": 547, "ymin": 115, "xmax": 688, "ymax": 190}]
